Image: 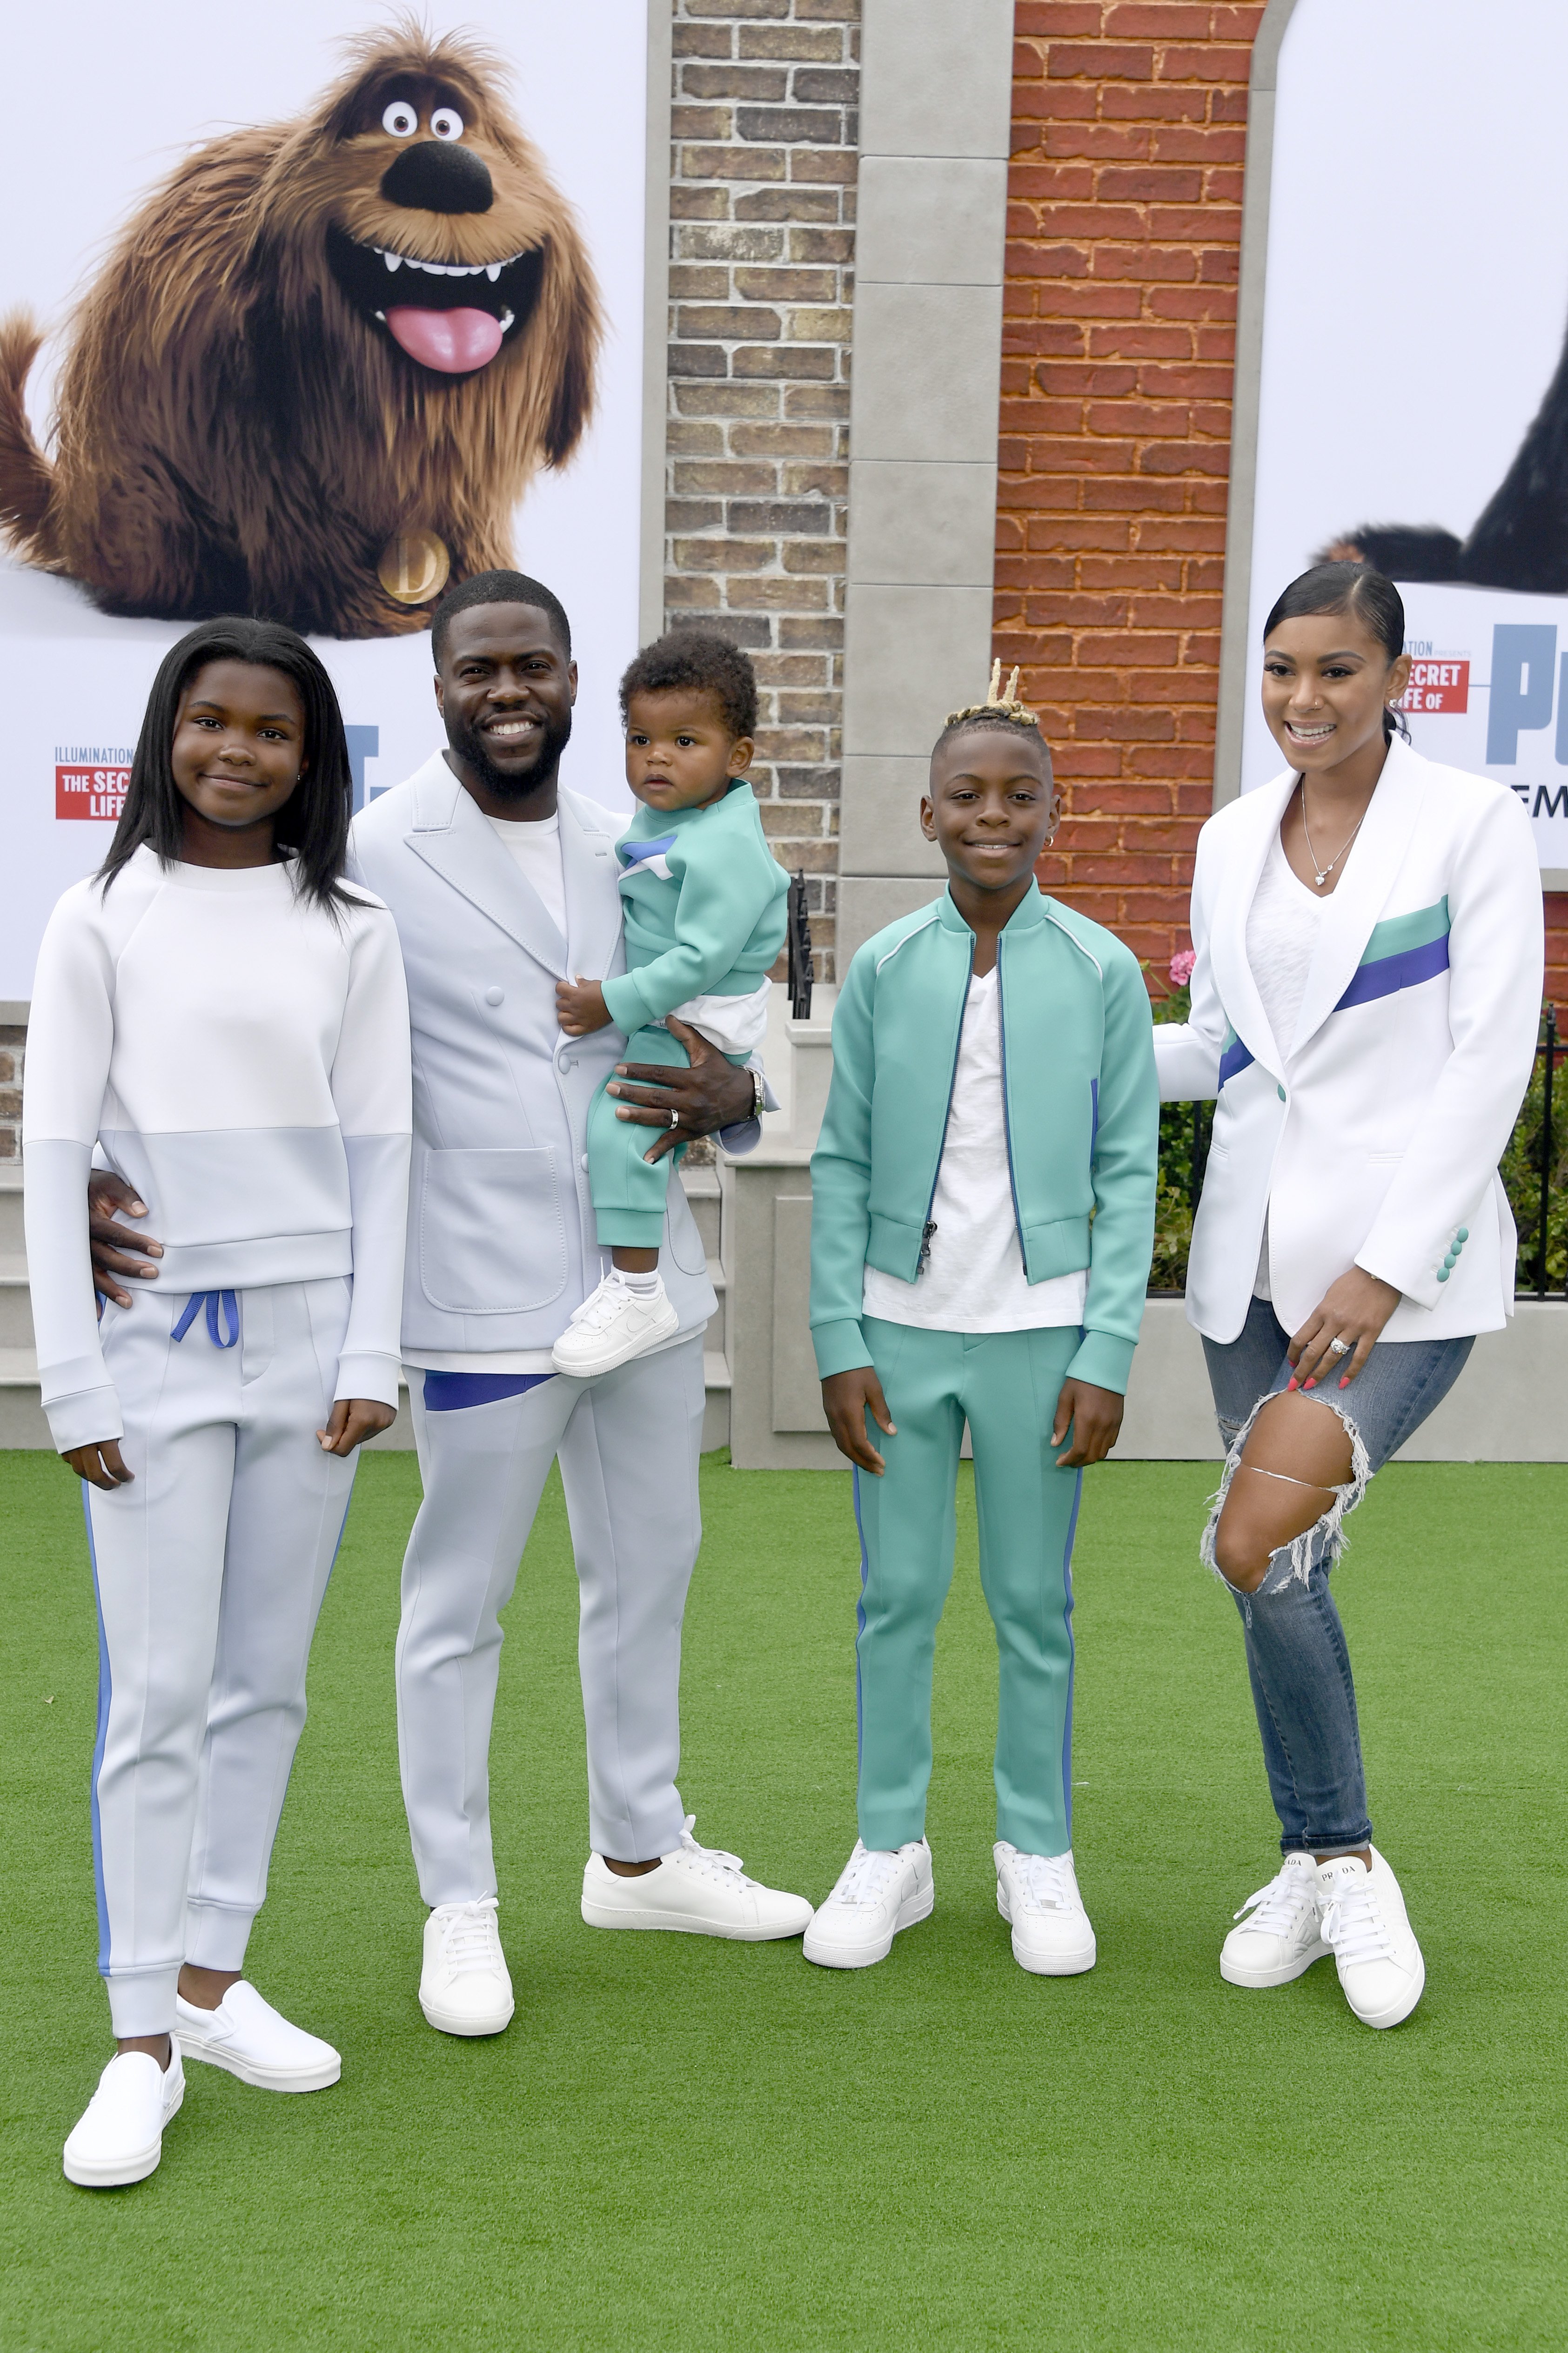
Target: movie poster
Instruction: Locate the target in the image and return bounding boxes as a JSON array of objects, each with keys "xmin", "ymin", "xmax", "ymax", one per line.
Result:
[
  {"xmin": 1239, "ymin": 0, "xmax": 1568, "ymax": 881},
  {"xmin": 0, "ymin": 1, "xmax": 651, "ymax": 996}
]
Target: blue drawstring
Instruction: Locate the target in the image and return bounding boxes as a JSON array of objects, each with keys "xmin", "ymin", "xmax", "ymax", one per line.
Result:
[{"xmin": 172, "ymin": 1290, "xmax": 240, "ymax": 1348}]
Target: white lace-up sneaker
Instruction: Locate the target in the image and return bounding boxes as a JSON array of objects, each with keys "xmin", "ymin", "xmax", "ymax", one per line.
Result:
[
  {"xmin": 551, "ymin": 1271, "xmax": 680, "ymax": 1378},
  {"xmin": 63, "ymin": 2043, "xmax": 185, "ymax": 2187},
  {"xmin": 994, "ymin": 1843, "xmax": 1097, "ymax": 1975},
  {"xmin": 1318, "ymin": 1848, "xmax": 1425, "ymax": 2028},
  {"xmin": 175, "ymin": 1982, "xmax": 340, "ymax": 2091},
  {"xmin": 582, "ymin": 1816, "xmax": 813, "ymax": 1940},
  {"xmin": 1220, "ymin": 1851, "xmax": 1330, "ymax": 1989},
  {"xmin": 802, "ymin": 1837, "xmax": 934, "ymax": 1969},
  {"xmin": 420, "ymin": 1896, "xmax": 515, "ymax": 2037}
]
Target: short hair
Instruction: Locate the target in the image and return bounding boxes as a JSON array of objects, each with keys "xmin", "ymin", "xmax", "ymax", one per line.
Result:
[
  {"xmin": 932, "ymin": 660, "xmax": 1052, "ymax": 772},
  {"xmin": 1262, "ymin": 559, "xmax": 1408, "ymax": 745},
  {"xmin": 619, "ymin": 629, "xmax": 758, "ymax": 740},
  {"xmin": 430, "ymin": 570, "xmax": 572, "ymax": 668}
]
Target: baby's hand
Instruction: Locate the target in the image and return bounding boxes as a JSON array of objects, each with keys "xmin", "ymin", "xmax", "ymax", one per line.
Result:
[{"xmin": 557, "ymin": 977, "xmax": 612, "ymax": 1036}]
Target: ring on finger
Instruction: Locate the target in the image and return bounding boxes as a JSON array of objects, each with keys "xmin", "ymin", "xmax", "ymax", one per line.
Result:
[
  {"xmin": 668, "ymin": 1107, "xmax": 680, "ymax": 1129},
  {"xmin": 1327, "ymin": 1336, "xmax": 1351, "ymax": 1359}
]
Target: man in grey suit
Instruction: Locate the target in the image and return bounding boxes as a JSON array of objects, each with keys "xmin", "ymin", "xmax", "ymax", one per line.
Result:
[{"xmin": 91, "ymin": 571, "xmax": 812, "ymax": 2037}]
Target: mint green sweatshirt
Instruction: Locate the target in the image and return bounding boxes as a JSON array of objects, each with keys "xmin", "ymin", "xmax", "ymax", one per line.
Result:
[
  {"xmin": 810, "ymin": 885, "xmax": 1159, "ymax": 1394},
  {"xmin": 600, "ymin": 780, "xmax": 790, "ymax": 1037}
]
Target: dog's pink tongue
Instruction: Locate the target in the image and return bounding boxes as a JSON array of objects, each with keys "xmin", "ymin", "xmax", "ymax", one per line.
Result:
[{"xmin": 384, "ymin": 307, "xmax": 503, "ymax": 373}]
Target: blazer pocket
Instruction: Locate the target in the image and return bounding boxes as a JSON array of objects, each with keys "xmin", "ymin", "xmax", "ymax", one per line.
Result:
[{"xmin": 419, "ymin": 1148, "xmax": 567, "ymax": 1314}]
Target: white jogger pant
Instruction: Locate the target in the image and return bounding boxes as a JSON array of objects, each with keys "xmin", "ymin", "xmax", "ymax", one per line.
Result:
[
  {"xmin": 86, "ymin": 1280, "xmax": 358, "ymax": 2037},
  {"xmin": 397, "ymin": 1333, "xmax": 706, "ymax": 1903}
]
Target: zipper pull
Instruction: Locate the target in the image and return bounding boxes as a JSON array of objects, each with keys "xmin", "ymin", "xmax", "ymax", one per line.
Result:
[{"xmin": 919, "ymin": 1219, "xmax": 937, "ymax": 1272}]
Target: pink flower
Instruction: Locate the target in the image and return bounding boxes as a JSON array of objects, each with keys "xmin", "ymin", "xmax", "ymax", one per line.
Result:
[{"xmin": 1168, "ymin": 949, "xmax": 1195, "ymax": 987}]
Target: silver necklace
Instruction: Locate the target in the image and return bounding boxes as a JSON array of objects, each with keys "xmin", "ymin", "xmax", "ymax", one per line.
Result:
[{"xmin": 1299, "ymin": 785, "xmax": 1368, "ymax": 888}]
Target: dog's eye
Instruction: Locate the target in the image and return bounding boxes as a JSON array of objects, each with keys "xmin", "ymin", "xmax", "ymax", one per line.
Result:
[
  {"xmin": 382, "ymin": 101, "xmax": 418, "ymax": 137},
  {"xmin": 429, "ymin": 107, "xmax": 464, "ymax": 141}
]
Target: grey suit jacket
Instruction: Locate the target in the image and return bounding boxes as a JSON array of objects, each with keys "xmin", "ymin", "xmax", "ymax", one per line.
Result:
[{"xmin": 349, "ymin": 754, "xmax": 735, "ymax": 1357}]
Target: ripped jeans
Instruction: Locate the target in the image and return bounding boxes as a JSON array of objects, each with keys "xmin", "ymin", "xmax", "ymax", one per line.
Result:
[{"xmin": 1202, "ymin": 1297, "xmax": 1474, "ymax": 1858}]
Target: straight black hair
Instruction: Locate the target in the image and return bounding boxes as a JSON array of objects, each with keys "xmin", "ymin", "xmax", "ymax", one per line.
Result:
[
  {"xmin": 99, "ymin": 617, "xmax": 354, "ymax": 909},
  {"xmin": 1262, "ymin": 560, "xmax": 1410, "ymax": 743}
]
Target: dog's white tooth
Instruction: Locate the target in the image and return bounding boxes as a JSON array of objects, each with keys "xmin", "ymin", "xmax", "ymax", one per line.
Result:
[
  {"xmin": 374, "ymin": 310, "xmax": 386, "ymax": 322},
  {"xmin": 383, "ymin": 251, "xmax": 402, "ymax": 273},
  {"xmin": 498, "ymin": 309, "xmax": 515, "ymax": 333},
  {"xmin": 486, "ymin": 263, "xmax": 502, "ymax": 282}
]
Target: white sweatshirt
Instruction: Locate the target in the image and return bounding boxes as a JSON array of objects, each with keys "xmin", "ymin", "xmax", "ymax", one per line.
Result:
[{"xmin": 23, "ymin": 847, "xmax": 412, "ymax": 1451}]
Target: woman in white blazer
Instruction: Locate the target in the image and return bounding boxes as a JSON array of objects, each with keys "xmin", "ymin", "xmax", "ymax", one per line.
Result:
[{"xmin": 1157, "ymin": 562, "xmax": 1542, "ymax": 2030}]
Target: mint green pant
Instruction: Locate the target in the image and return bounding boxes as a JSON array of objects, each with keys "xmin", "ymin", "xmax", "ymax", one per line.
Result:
[
  {"xmin": 587, "ymin": 1024, "xmax": 748, "ymax": 1250},
  {"xmin": 853, "ymin": 1318, "xmax": 1084, "ymax": 1857}
]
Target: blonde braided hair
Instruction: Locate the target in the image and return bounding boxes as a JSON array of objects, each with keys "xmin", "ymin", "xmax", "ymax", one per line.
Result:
[{"xmin": 945, "ymin": 659, "xmax": 1038, "ymax": 731}]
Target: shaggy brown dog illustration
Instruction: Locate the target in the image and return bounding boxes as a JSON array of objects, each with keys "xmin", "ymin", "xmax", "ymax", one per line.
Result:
[{"xmin": 0, "ymin": 24, "xmax": 600, "ymax": 637}]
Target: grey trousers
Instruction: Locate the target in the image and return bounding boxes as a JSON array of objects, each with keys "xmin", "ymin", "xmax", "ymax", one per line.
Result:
[{"xmin": 396, "ymin": 1334, "xmax": 706, "ymax": 1903}]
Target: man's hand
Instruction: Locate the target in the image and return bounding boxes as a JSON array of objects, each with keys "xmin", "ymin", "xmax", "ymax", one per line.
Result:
[
  {"xmin": 606, "ymin": 1015, "xmax": 757, "ymax": 1165},
  {"xmin": 317, "ymin": 1400, "xmax": 396, "ymax": 1456},
  {"xmin": 62, "ymin": 1439, "xmax": 134, "ymax": 1491},
  {"xmin": 821, "ymin": 1366, "xmax": 897, "ymax": 1475},
  {"xmin": 556, "ymin": 976, "xmax": 612, "ymax": 1037},
  {"xmin": 87, "ymin": 1170, "xmax": 163, "ymax": 1309},
  {"xmin": 1287, "ymin": 1266, "xmax": 1400, "ymax": 1390},
  {"xmin": 1051, "ymin": 1378, "xmax": 1123, "ymax": 1468}
]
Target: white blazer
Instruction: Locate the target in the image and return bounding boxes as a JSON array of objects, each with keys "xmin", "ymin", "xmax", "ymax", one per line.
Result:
[{"xmin": 1155, "ymin": 737, "xmax": 1543, "ymax": 1345}]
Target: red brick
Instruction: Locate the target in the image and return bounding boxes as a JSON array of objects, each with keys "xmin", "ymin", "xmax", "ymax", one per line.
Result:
[
  {"xmin": 1156, "ymin": 46, "xmax": 1253, "ymax": 81},
  {"xmin": 1046, "ymin": 43, "xmax": 1153, "ymax": 79},
  {"xmin": 1104, "ymin": 2, "xmax": 1210, "ymax": 32},
  {"xmin": 1096, "ymin": 166, "xmax": 1203, "ymax": 202}
]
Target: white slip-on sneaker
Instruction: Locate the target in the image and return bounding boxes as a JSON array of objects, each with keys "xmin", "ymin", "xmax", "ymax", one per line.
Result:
[
  {"xmin": 174, "ymin": 1982, "xmax": 340, "ymax": 2091},
  {"xmin": 420, "ymin": 1896, "xmax": 515, "ymax": 2037},
  {"xmin": 1318, "ymin": 1847, "xmax": 1426, "ymax": 2029},
  {"xmin": 994, "ymin": 1843, "xmax": 1097, "ymax": 1976},
  {"xmin": 582, "ymin": 1816, "xmax": 813, "ymax": 1941},
  {"xmin": 1220, "ymin": 1851, "xmax": 1331, "ymax": 1989},
  {"xmin": 551, "ymin": 1271, "xmax": 680, "ymax": 1378},
  {"xmin": 802, "ymin": 1837, "xmax": 934, "ymax": 1970},
  {"xmin": 63, "ymin": 2043, "xmax": 185, "ymax": 2187}
]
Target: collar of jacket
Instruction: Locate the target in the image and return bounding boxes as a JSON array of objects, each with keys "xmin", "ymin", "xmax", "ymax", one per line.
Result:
[
  {"xmin": 401, "ymin": 753, "xmax": 621, "ymax": 981},
  {"xmin": 933, "ymin": 880, "xmax": 1048, "ymax": 940}
]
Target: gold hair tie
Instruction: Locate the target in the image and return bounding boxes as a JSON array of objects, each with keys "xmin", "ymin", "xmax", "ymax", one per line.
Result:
[{"xmin": 945, "ymin": 657, "xmax": 1039, "ymax": 729}]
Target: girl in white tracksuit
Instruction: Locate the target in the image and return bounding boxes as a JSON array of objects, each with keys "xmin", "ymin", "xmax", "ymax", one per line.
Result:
[{"xmin": 24, "ymin": 617, "xmax": 410, "ymax": 2187}]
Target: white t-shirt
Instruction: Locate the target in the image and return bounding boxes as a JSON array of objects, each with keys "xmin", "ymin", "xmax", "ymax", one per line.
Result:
[
  {"xmin": 1244, "ymin": 831, "xmax": 1325, "ymax": 1299},
  {"xmin": 862, "ymin": 966, "xmax": 1088, "ymax": 1334},
  {"xmin": 484, "ymin": 808, "xmax": 566, "ymax": 938}
]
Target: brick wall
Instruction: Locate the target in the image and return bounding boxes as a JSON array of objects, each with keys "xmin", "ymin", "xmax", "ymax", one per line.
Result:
[
  {"xmin": 665, "ymin": 0, "xmax": 859, "ymax": 984},
  {"xmin": 0, "ymin": 1024, "xmax": 20, "ymax": 1161},
  {"xmin": 998, "ymin": 0, "xmax": 1568, "ymax": 1010}
]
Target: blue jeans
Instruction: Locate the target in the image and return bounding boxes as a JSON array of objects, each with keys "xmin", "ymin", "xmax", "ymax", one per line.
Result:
[{"xmin": 1202, "ymin": 1297, "xmax": 1474, "ymax": 1858}]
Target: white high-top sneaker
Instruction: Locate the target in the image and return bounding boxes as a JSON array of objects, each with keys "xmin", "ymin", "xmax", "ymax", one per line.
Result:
[
  {"xmin": 994, "ymin": 1844, "xmax": 1097, "ymax": 1975},
  {"xmin": 420, "ymin": 1897, "xmax": 515, "ymax": 2037},
  {"xmin": 1318, "ymin": 1848, "xmax": 1425, "ymax": 2029},
  {"xmin": 63, "ymin": 2044, "xmax": 185, "ymax": 2187},
  {"xmin": 551, "ymin": 1270, "xmax": 679, "ymax": 1378},
  {"xmin": 175, "ymin": 1982, "xmax": 339, "ymax": 2091},
  {"xmin": 802, "ymin": 1838, "xmax": 934, "ymax": 1969},
  {"xmin": 1220, "ymin": 1852, "xmax": 1330, "ymax": 1989},
  {"xmin": 582, "ymin": 1817, "xmax": 813, "ymax": 1940}
]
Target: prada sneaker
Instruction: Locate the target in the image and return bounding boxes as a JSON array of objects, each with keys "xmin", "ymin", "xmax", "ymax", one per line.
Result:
[
  {"xmin": 1318, "ymin": 1848, "xmax": 1426, "ymax": 2029},
  {"xmin": 1220, "ymin": 1852, "xmax": 1330, "ymax": 1989}
]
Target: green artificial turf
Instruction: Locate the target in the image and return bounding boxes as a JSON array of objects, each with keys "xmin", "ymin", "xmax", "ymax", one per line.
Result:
[{"xmin": 1, "ymin": 1448, "xmax": 1564, "ymax": 2350}]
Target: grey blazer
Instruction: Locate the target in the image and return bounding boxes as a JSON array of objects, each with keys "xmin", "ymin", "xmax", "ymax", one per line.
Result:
[{"xmin": 349, "ymin": 755, "xmax": 740, "ymax": 1357}]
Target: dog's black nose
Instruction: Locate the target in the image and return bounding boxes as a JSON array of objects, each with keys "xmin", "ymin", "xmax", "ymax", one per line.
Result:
[{"xmin": 380, "ymin": 140, "xmax": 493, "ymax": 215}]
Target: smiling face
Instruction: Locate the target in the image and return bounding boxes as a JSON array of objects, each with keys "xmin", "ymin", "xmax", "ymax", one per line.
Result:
[
  {"xmin": 922, "ymin": 725, "xmax": 1060, "ymax": 898},
  {"xmin": 169, "ymin": 659, "xmax": 305, "ymax": 851},
  {"xmin": 1261, "ymin": 610, "xmax": 1413, "ymax": 775},
  {"xmin": 435, "ymin": 602, "xmax": 577, "ymax": 809},
  {"xmin": 624, "ymin": 688, "xmax": 753, "ymax": 815}
]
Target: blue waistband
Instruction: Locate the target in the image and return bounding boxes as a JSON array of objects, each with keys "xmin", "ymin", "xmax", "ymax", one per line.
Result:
[{"xmin": 422, "ymin": 1370, "xmax": 555, "ymax": 1412}]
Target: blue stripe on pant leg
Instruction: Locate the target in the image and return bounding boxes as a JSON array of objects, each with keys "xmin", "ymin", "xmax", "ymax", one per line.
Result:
[
  {"xmin": 851, "ymin": 1466, "xmax": 869, "ymax": 1777},
  {"xmin": 81, "ymin": 1484, "xmax": 113, "ymax": 1977},
  {"xmin": 1059, "ymin": 1469, "xmax": 1083, "ymax": 1848}
]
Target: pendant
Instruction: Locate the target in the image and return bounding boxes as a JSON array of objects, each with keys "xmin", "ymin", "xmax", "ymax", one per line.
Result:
[
  {"xmin": 1314, "ymin": 870, "xmax": 1327, "ymax": 886},
  {"xmin": 377, "ymin": 529, "xmax": 451, "ymax": 605}
]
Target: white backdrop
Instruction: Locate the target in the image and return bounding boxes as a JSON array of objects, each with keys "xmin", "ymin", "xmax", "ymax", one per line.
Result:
[
  {"xmin": 0, "ymin": 1, "xmax": 649, "ymax": 997},
  {"xmin": 1240, "ymin": 0, "xmax": 1568, "ymax": 875}
]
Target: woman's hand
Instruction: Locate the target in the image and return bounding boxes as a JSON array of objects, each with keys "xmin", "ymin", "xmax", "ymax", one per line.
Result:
[
  {"xmin": 317, "ymin": 1400, "xmax": 395, "ymax": 1455},
  {"xmin": 87, "ymin": 1170, "xmax": 163, "ymax": 1308},
  {"xmin": 556, "ymin": 977, "xmax": 611, "ymax": 1036},
  {"xmin": 1051, "ymin": 1379, "xmax": 1124, "ymax": 1468},
  {"xmin": 607, "ymin": 1016, "xmax": 757, "ymax": 1165},
  {"xmin": 63, "ymin": 1439, "xmax": 134, "ymax": 1490},
  {"xmin": 821, "ymin": 1366, "xmax": 897, "ymax": 1474},
  {"xmin": 1288, "ymin": 1267, "xmax": 1401, "ymax": 1389}
]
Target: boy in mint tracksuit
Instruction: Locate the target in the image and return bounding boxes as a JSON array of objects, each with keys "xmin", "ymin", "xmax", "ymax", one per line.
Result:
[
  {"xmin": 803, "ymin": 671, "xmax": 1158, "ymax": 1977},
  {"xmin": 556, "ymin": 631, "xmax": 787, "ymax": 1376}
]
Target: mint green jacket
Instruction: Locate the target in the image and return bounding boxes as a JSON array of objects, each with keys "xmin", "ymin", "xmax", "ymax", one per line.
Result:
[
  {"xmin": 601, "ymin": 780, "xmax": 790, "ymax": 1036},
  {"xmin": 810, "ymin": 886, "xmax": 1159, "ymax": 1393}
]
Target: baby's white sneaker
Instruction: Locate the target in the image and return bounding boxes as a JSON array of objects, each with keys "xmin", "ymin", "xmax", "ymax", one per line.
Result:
[
  {"xmin": 1318, "ymin": 1847, "xmax": 1425, "ymax": 2029},
  {"xmin": 802, "ymin": 1838, "xmax": 933, "ymax": 1969},
  {"xmin": 551, "ymin": 1270, "xmax": 679, "ymax": 1378},
  {"xmin": 1220, "ymin": 1851, "xmax": 1330, "ymax": 1988},
  {"xmin": 994, "ymin": 1843, "xmax": 1097, "ymax": 1975},
  {"xmin": 63, "ymin": 2044, "xmax": 185, "ymax": 2187}
]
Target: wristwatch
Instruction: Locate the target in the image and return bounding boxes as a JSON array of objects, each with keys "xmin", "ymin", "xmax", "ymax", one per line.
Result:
[{"xmin": 751, "ymin": 1065, "xmax": 766, "ymax": 1118}]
